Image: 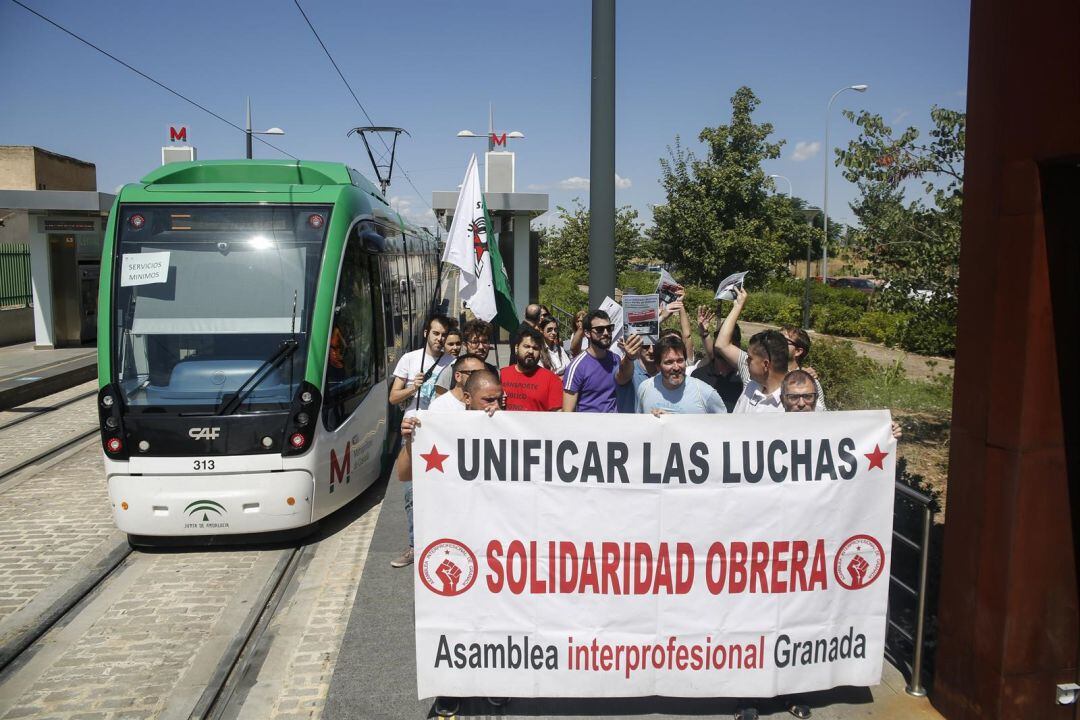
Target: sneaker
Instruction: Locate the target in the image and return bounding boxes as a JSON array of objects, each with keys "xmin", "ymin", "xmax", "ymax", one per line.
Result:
[
  {"xmin": 434, "ymin": 696, "xmax": 459, "ymax": 717},
  {"xmin": 390, "ymin": 547, "xmax": 414, "ymax": 568}
]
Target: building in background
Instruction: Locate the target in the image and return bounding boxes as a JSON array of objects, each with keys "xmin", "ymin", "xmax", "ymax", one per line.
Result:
[{"xmin": 0, "ymin": 146, "xmax": 113, "ymax": 347}]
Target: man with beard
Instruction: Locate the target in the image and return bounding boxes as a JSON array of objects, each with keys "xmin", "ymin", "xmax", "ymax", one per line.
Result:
[
  {"xmin": 562, "ymin": 309, "xmax": 641, "ymax": 413},
  {"xmin": 636, "ymin": 335, "xmax": 727, "ymax": 415},
  {"xmin": 389, "ymin": 314, "xmax": 454, "ymax": 417},
  {"xmin": 501, "ymin": 325, "xmax": 563, "ymax": 411}
]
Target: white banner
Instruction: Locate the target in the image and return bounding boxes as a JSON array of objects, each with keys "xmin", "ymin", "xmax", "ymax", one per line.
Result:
[{"xmin": 413, "ymin": 411, "xmax": 895, "ymax": 699}]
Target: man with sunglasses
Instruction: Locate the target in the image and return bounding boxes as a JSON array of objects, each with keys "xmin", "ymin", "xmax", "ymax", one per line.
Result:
[
  {"xmin": 434, "ymin": 319, "xmax": 498, "ymax": 395},
  {"xmin": 562, "ymin": 309, "xmax": 641, "ymax": 413}
]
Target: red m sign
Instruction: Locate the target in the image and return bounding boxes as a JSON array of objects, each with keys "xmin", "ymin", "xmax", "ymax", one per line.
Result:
[
  {"xmin": 169, "ymin": 126, "xmax": 188, "ymax": 142},
  {"xmin": 330, "ymin": 442, "xmax": 351, "ymax": 491},
  {"xmin": 490, "ymin": 132, "xmax": 507, "ymax": 147}
]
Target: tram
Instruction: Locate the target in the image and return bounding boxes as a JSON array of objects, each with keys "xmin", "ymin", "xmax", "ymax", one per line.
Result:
[{"xmin": 96, "ymin": 160, "xmax": 439, "ymax": 541}]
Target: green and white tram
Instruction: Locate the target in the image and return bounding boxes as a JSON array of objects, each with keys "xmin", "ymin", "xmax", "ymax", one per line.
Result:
[{"xmin": 96, "ymin": 160, "xmax": 439, "ymax": 542}]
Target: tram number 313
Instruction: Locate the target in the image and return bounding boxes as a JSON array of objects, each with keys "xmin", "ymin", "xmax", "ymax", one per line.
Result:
[{"xmin": 193, "ymin": 460, "xmax": 216, "ymax": 471}]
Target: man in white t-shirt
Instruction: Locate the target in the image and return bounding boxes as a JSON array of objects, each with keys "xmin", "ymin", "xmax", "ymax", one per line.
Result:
[
  {"xmin": 389, "ymin": 314, "xmax": 454, "ymax": 418},
  {"xmin": 389, "ymin": 314, "xmax": 454, "ymax": 570},
  {"xmin": 396, "ymin": 368, "xmax": 506, "ymax": 716},
  {"xmin": 428, "ymin": 354, "xmax": 487, "ymax": 412}
]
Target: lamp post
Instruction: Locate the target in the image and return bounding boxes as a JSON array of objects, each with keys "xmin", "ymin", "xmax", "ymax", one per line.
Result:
[
  {"xmin": 457, "ymin": 103, "xmax": 524, "ymax": 152},
  {"xmin": 801, "ymin": 207, "xmax": 823, "ymax": 329},
  {"xmin": 245, "ymin": 97, "xmax": 285, "ymax": 159},
  {"xmin": 768, "ymin": 173, "xmax": 793, "ymax": 198},
  {"xmin": 821, "ymin": 84, "xmax": 868, "ymax": 282}
]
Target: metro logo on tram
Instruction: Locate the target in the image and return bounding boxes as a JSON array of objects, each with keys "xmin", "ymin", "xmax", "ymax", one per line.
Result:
[
  {"xmin": 169, "ymin": 126, "xmax": 188, "ymax": 142},
  {"xmin": 330, "ymin": 442, "xmax": 351, "ymax": 492}
]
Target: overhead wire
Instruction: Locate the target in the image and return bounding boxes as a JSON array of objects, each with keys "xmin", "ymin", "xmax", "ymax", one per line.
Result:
[
  {"xmin": 8, "ymin": 0, "xmax": 297, "ymax": 160},
  {"xmin": 292, "ymin": 0, "xmax": 435, "ymax": 217}
]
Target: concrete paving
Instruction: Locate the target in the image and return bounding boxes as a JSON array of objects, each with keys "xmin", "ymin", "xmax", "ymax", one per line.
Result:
[{"xmin": 326, "ymin": 454, "xmax": 943, "ymax": 720}]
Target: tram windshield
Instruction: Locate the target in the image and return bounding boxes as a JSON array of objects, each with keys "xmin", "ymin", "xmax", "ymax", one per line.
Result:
[{"xmin": 111, "ymin": 205, "xmax": 329, "ymax": 413}]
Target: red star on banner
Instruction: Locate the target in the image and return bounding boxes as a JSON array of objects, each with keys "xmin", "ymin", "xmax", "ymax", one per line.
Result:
[
  {"xmin": 864, "ymin": 444, "xmax": 888, "ymax": 471},
  {"xmin": 420, "ymin": 445, "xmax": 449, "ymax": 473}
]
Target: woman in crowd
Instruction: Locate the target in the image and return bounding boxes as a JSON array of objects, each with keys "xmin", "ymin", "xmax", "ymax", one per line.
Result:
[{"xmin": 541, "ymin": 316, "xmax": 571, "ymax": 375}]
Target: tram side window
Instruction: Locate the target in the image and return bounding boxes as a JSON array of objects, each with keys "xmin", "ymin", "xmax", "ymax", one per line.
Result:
[
  {"xmin": 324, "ymin": 237, "xmax": 377, "ymax": 430},
  {"xmin": 368, "ymin": 252, "xmax": 386, "ymax": 381}
]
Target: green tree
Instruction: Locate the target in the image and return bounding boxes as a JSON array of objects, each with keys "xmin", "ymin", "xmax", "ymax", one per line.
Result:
[
  {"xmin": 537, "ymin": 198, "xmax": 649, "ymax": 279},
  {"xmin": 837, "ymin": 106, "xmax": 963, "ymax": 352},
  {"xmin": 651, "ymin": 86, "xmax": 809, "ymax": 287}
]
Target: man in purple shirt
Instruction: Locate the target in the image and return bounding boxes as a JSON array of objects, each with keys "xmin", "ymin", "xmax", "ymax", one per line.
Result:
[{"xmin": 562, "ymin": 309, "xmax": 642, "ymax": 412}]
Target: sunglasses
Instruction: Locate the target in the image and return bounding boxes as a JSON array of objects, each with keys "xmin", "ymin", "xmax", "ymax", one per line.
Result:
[{"xmin": 589, "ymin": 324, "xmax": 614, "ymax": 335}]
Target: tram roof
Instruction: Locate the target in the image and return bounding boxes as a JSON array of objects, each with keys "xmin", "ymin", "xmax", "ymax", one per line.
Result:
[{"xmin": 126, "ymin": 160, "xmax": 386, "ymax": 204}]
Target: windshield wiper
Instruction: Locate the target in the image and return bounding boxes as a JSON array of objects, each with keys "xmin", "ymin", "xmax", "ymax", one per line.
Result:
[{"xmin": 216, "ymin": 338, "xmax": 300, "ymax": 416}]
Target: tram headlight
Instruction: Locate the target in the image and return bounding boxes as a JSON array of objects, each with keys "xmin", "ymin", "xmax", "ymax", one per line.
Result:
[
  {"xmin": 101, "ymin": 394, "xmax": 114, "ymax": 409},
  {"xmin": 289, "ymin": 433, "xmax": 306, "ymax": 449},
  {"xmin": 105, "ymin": 416, "xmax": 118, "ymax": 429},
  {"xmin": 295, "ymin": 412, "xmax": 311, "ymax": 427},
  {"xmin": 138, "ymin": 440, "xmax": 150, "ymax": 452},
  {"xmin": 261, "ymin": 436, "xmax": 274, "ymax": 448},
  {"xmin": 300, "ymin": 391, "xmax": 314, "ymax": 404},
  {"xmin": 106, "ymin": 437, "xmax": 123, "ymax": 453}
]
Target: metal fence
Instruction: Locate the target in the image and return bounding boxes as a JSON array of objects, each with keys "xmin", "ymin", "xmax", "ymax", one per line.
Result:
[
  {"xmin": 886, "ymin": 481, "xmax": 936, "ymax": 696},
  {"xmin": 0, "ymin": 244, "xmax": 32, "ymax": 308}
]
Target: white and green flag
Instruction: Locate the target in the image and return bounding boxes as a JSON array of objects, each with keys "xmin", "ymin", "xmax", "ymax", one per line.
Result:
[{"xmin": 442, "ymin": 154, "xmax": 518, "ymax": 332}]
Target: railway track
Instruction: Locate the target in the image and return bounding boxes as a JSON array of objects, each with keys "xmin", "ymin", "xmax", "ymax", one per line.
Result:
[
  {"xmin": 0, "ymin": 383, "xmax": 99, "ymax": 488},
  {"xmin": 0, "ymin": 542, "xmax": 307, "ymax": 719}
]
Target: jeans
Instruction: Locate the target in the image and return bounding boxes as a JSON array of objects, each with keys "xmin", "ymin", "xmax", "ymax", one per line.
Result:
[{"xmin": 404, "ymin": 481, "xmax": 413, "ymax": 547}]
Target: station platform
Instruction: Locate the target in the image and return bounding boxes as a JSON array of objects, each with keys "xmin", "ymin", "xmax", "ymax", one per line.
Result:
[
  {"xmin": 0, "ymin": 342, "xmax": 96, "ymax": 410},
  {"xmin": 326, "ymin": 472, "xmax": 944, "ymax": 720}
]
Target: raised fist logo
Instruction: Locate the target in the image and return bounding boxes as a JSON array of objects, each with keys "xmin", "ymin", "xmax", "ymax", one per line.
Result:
[
  {"xmin": 436, "ymin": 559, "xmax": 463, "ymax": 594},
  {"xmin": 847, "ymin": 554, "xmax": 870, "ymax": 588},
  {"xmin": 418, "ymin": 539, "xmax": 478, "ymax": 597},
  {"xmin": 834, "ymin": 534, "xmax": 885, "ymax": 590}
]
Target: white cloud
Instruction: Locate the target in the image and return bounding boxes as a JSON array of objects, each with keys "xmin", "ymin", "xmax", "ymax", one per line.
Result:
[
  {"xmin": 558, "ymin": 176, "xmax": 591, "ymax": 190},
  {"xmin": 556, "ymin": 174, "xmax": 631, "ymax": 190},
  {"xmin": 389, "ymin": 195, "xmax": 436, "ymax": 228},
  {"xmin": 791, "ymin": 141, "xmax": 821, "ymax": 162}
]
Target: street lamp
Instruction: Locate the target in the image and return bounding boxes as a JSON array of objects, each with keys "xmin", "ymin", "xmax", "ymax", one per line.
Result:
[
  {"xmin": 457, "ymin": 103, "xmax": 524, "ymax": 152},
  {"xmin": 768, "ymin": 174, "xmax": 793, "ymax": 198},
  {"xmin": 245, "ymin": 97, "xmax": 285, "ymax": 159},
  {"xmin": 821, "ymin": 83, "xmax": 868, "ymax": 282}
]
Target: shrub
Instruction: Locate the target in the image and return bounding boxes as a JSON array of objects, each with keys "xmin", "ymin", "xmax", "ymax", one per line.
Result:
[
  {"xmin": 808, "ymin": 339, "xmax": 880, "ymax": 410},
  {"xmin": 617, "ymin": 270, "xmax": 659, "ymax": 296},
  {"xmin": 856, "ymin": 310, "xmax": 908, "ymax": 346},
  {"xmin": 538, "ymin": 269, "xmax": 587, "ymax": 315},
  {"xmin": 899, "ymin": 318, "xmax": 956, "ymax": 357},
  {"xmin": 817, "ymin": 303, "xmax": 862, "ymax": 337}
]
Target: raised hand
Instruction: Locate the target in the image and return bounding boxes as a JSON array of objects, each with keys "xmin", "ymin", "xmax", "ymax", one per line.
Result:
[{"xmin": 436, "ymin": 559, "xmax": 463, "ymax": 593}]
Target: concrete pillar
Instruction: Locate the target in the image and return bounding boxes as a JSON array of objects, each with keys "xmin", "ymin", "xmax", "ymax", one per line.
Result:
[
  {"xmin": 27, "ymin": 220, "xmax": 54, "ymax": 348},
  {"xmin": 512, "ymin": 214, "xmax": 530, "ymax": 318}
]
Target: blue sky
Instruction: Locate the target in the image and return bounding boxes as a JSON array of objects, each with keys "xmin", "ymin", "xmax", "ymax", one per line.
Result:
[{"xmin": 0, "ymin": 0, "xmax": 970, "ymax": 231}]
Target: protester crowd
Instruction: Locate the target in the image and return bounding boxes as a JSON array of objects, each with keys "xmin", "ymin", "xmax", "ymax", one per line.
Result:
[{"xmin": 390, "ymin": 289, "xmax": 901, "ymax": 718}]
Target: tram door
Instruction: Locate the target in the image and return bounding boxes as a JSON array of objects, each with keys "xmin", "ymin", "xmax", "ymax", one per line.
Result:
[{"xmin": 316, "ymin": 232, "xmax": 387, "ymax": 513}]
